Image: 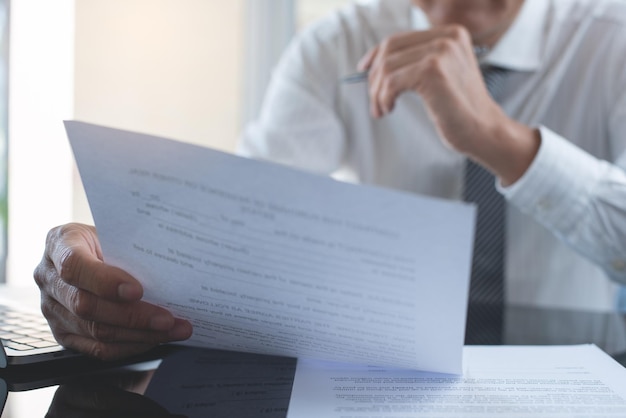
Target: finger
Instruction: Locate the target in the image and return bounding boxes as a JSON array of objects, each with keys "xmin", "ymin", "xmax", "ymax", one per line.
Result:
[
  {"xmin": 357, "ymin": 28, "xmax": 449, "ymax": 71},
  {"xmin": 44, "ymin": 223, "xmax": 143, "ymax": 301},
  {"xmin": 366, "ymin": 38, "xmax": 433, "ymax": 117},
  {"xmin": 38, "ymin": 256, "xmax": 155, "ymax": 332},
  {"xmin": 38, "ymin": 252, "xmax": 151, "ymax": 332},
  {"xmin": 45, "ymin": 223, "xmax": 103, "ymax": 268},
  {"xmin": 60, "ymin": 334, "xmax": 170, "ymax": 361},
  {"xmin": 377, "ymin": 25, "xmax": 470, "ymax": 56},
  {"xmin": 53, "ymin": 332, "xmax": 155, "ymax": 361},
  {"xmin": 41, "ymin": 291, "xmax": 191, "ymax": 341},
  {"xmin": 378, "ymin": 51, "xmax": 444, "ymax": 116},
  {"xmin": 34, "ymin": 224, "xmax": 143, "ymax": 300},
  {"xmin": 377, "ymin": 61, "xmax": 425, "ymax": 116},
  {"xmin": 61, "ymin": 247, "xmax": 143, "ymax": 302},
  {"xmin": 357, "ymin": 45, "xmax": 378, "ymax": 71},
  {"xmin": 368, "ymin": 42, "xmax": 438, "ymax": 117},
  {"xmin": 368, "ymin": 28, "xmax": 474, "ymax": 117},
  {"xmin": 42, "ymin": 301, "xmax": 192, "ymax": 360},
  {"xmin": 66, "ymin": 287, "xmax": 176, "ymax": 331},
  {"xmin": 372, "ymin": 39, "xmax": 443, "ymax": 77}
]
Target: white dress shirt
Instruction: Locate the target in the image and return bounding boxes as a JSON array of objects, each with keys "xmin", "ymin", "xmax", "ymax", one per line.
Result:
[{"xmin": 239, "ymin": 0, "xmax": 626, "ymax": 312}]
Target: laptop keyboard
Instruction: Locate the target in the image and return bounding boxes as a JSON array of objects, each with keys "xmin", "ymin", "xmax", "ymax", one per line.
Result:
[{"xmin": 0, "ymin": 305, "xmax": 59, "ymax": 352}]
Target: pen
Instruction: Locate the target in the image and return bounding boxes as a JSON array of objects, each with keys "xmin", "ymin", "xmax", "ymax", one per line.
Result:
[
  {"xmin": 340, "ymin": 71, "xmax": 369, "ymax": 84},
  {"xmin": 340, "ymin": 45, "xmax": 490, "ymax": 84}
]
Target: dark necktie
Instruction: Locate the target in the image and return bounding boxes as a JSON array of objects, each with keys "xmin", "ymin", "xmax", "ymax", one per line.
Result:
[{"xmin": 464, "ymin": 66, "xmax": 508, "ymax": 343}]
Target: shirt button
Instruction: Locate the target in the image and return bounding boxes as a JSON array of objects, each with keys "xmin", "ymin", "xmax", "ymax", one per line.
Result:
[{"xmin": 612, "ymin": 260, "xmax": 626, "ymax": 272}]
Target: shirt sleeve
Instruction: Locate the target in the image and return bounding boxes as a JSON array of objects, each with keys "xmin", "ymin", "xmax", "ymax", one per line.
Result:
[
  {"xmin": 237, "ymin": 25, "xmax": 347, "ymax": 176},
  {"xmin": 500, "ymin": 126, "xmax": 626, "ymax": 285}
]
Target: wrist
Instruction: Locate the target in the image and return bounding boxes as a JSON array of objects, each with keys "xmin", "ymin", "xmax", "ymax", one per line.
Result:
[{"xmin": 467, "ymin": 116, "xmax": 541, "ymax": 187}]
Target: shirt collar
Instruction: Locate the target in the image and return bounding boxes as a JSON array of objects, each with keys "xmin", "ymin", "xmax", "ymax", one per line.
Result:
[{"xmin": 411, "ymin": 0, "xmax": 548, "ymax": 72}]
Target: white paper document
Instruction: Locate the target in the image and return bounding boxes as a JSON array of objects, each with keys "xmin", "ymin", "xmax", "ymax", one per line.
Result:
[
  {"xmin": 287, "ymin": 344, "xmax": 626, "ymax": 418},
  {"xmin": 66, "ymin": 121, "xmax": 475, "ymax": 374}
]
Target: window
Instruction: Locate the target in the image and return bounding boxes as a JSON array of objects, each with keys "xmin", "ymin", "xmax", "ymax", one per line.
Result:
[
  {"xmin": 0, "ymin": 0, "xmax": 7, "ymax": 283},
  {"xmin": 8, "ymin": 0, "xmax": 74, "ymax": 285}
]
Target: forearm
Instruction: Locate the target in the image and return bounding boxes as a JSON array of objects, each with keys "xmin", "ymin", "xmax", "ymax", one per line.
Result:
[{"xmin": 502, "ymin": 127, "xmax": 626, "ymax": 284}]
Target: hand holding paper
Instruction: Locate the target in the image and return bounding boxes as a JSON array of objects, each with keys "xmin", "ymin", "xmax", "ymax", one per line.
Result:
[
  {"xmin": 33, "ymin": 222, "xmax": 193, "ymax": 360},
  {"xmin": 65, "ymin": 121, "xmax": 475, "ymax": 374}
]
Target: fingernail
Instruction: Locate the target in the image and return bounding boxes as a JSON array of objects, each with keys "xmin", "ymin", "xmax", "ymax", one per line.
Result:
[
  {"xmin": 168, "ymin": 323, "xmax": 192, "ymax": 340},
  {"xmin": 118, "ymin": 283, "xmax": 142, "ymax": 300},
  {"xmin": 150, "ymin": 314, "xmax": 174, "ymax": 331}
]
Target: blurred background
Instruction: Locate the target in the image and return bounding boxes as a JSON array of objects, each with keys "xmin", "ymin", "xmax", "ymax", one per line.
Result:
[{"xmin": 1, "ymin": 0, "xmax": 353, "ymax": 286}]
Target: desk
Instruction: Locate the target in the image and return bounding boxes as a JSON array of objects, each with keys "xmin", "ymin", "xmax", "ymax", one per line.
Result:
[{"xmin": 2, "ymin": 303, "xmax": 626, "ymax": 417}]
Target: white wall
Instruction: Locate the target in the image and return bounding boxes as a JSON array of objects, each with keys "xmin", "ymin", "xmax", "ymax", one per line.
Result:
[
  {"xmin": 74, "ymin": 0, "xmax": 244, "ymax": 149},
  {"xmin": 73, "ymin": 0, "xmax": 245, "ymax": 223}
]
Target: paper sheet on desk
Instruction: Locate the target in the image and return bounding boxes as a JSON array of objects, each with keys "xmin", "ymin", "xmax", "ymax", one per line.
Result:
[
  {"xmin": 65, "ymin": 121, "xmax": 475, "ymax": 374},
  {"xmin": 287, "ymin": 345, "xmax": 626, "ymax": 418}
]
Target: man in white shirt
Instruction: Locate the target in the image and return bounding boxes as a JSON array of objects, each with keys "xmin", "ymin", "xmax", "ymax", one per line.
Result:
[
  {"xmin": 239, "ymin": 0, "xmax": 626, "ymax": 312},
  {"xmin": 34, "ymin": 0, "xmax": 626, "ymax": 360}
]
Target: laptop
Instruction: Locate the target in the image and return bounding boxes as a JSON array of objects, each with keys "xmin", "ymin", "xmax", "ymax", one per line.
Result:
[{"xmin": 0, "ymin": 285, "xmax": 81, "ymax": 368}]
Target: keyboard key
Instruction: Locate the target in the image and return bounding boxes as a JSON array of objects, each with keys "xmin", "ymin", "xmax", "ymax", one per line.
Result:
[
  {"xmin": 28, "ymin": 340, "xmax": 59, "ymax": 349},
  {"xmin": 1, "ymin": 305, "xmax": 63, "ymax": 355},
  {"xmin": 12, "ymin": 336, "xmax": 41, "ymax": 344},
  {"xmin": 5, "ymin": 341, "xmax": 32, "ymax": 351}
]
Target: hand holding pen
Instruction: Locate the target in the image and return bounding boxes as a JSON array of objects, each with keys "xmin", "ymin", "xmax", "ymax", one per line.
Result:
[
  {"xmin": 342, "ymin": 44, "xmax": 489, "ymax": 85},
  {"xmin": 347, "ymin": 25, "xmax": 492, "ymax": 123},
  {"xmin": 341, "ymin": 25, "xmax": 538, "ymax": 187}
]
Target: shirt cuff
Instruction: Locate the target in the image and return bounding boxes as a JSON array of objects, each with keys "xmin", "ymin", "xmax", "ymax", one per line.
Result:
[{"xmin": 498, "ymin": 126, "xmax": 605, "ymax": 234}]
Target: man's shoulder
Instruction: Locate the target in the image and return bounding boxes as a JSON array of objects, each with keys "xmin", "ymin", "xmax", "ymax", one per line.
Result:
[{"xmin": 553, "ymin": 0, "xmax": 626, "ymax": 27}]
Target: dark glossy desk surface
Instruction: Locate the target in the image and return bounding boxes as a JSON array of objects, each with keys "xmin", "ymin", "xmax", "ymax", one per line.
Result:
[{"xmin": 2, "ymin": 303, "xmax": 626, "ymax": 417}]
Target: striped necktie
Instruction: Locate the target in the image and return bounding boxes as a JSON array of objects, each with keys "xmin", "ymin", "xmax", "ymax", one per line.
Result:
[{"xmin": 463, "ymin": 66, "xmax": 508, "ymax": 343}]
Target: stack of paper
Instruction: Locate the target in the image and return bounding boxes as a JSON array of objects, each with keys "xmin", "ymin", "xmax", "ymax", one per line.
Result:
[{"xmin": 288, "ymin": 344, "xmax": 626, "ymax": 417}]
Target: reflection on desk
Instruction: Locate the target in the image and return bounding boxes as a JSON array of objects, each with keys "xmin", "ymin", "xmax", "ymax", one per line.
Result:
[
  {"xmin": 46, "ymin": 382, "xmax": 183, "ymax": 418},
  {"xmin": 505, "ymin": 305, "xmax": 626, "ymax": 356},
  {"xmin": 466, "ymin": 303, "xmax": 626, "ymax": 359},
  {"xmin": 2, "ymin": 303, "xmax": 626, "ymax": 418},
  {"xmin": 145, "ymin": 349, "xmax": 296, "ymax": 418}
]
